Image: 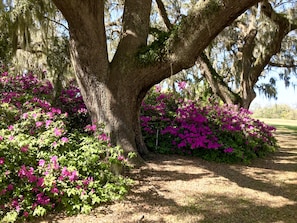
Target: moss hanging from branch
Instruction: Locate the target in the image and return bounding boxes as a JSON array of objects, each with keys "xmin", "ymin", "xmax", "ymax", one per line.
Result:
[
  {"xmin": 137, "ymin": 28, "xmax": 170, "ymax": 65},
  {"xmin": 137, "ymin": 24, "xmax": 182, "ymax": 65}
]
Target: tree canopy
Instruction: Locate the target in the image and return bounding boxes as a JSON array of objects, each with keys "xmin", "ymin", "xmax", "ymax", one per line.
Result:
[
  {"xmin": 150, "ymin": 0, "xmax": 297, "ymax": 109},
  {"xmin": 200, "ymin": 0, "xmax": 297, "ymax": 108}
]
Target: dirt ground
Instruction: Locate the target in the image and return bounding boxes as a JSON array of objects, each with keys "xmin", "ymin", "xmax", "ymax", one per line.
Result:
[{"xmin": 37, "ymin": 128, "xmax": 297, "ymax": 223}]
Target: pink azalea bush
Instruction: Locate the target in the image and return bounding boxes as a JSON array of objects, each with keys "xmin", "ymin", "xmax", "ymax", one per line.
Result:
[
  {"xmin": 0, "ymin": 69, "xmax": 132, "ymax": 222},
  {"xmin": 141, "ymin": 88, "xmax": 277, "ymax": 163}
]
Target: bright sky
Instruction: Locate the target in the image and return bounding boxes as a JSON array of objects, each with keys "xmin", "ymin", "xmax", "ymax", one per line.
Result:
[{"xmin": 251, "ymin": 74, "xmax": 297, "ymax": 109}]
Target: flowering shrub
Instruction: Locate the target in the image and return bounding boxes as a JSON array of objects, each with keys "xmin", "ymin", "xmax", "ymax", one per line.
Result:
[
  {"xmin": 141, "ymin": 89, "xmax": 277, "ymax": 163},
  {"xmin": 140, "ymin": 90, "xmax": 178, "ymax": 153},
  {"xmin": 0, "ymin": 71, "xmax": 132, "ymax": 223}
]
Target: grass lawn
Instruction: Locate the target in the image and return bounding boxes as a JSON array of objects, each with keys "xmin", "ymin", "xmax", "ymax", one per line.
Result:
[{"xmin": 258, "ymin": 118, "xmax": 297, "ymax": 132}]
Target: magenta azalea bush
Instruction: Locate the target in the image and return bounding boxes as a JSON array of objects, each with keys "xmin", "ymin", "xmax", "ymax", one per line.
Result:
[
  {"xmin": 141, "ymin": 88, "xmax": 277, "ymax": 163},
  {"xmin": 0, "ymin": 70, "xmax": 133, "ymax": 223}
]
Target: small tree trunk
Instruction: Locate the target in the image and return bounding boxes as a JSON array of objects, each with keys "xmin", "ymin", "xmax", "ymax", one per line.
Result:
[{"xmin": 198, "ymin": 53, "xmax": 242, "ymax": 106}]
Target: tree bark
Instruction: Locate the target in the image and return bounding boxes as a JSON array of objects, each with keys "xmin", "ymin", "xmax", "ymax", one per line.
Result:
[
  {"xmin": 155, "ymin": 0, "xmax": 173, "ymax": 30},
  {"xmin": 198, "ymin": 52, "xmax": 241, "ymax": 105},
  {"xmin": 52, "ymin": 0, "xmax": 261, "ymax": 160},
  {"xmin": 240, "ymin": 29, "xmax": 258, "ymax": 109}
]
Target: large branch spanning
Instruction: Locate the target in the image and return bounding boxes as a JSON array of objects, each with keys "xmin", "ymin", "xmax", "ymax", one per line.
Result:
[
  {"xmin": 52, "ymin": 0, "xmax": 262, "ymax": 99},
  {"xmin": 135, "ymin": 0, "xmax": 261, "ymax": 90},
  {"xmin": 156, "ymin": 0, "xmax": 242, "ymax": 105},
  {"xmin": 166, "ymin": 0, "xmax": 260, "ymax": 68}
]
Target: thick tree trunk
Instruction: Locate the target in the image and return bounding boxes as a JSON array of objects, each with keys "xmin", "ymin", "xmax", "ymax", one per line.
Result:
[
  {"xmin": 86, "ymin": 80, "xmax": 149, "ymax": 156},
  {"xmin": 70, "ymin": 52, "xmax": 150, "ymax": 161},
  {"xmin": 69, "ymin": 37, "xmax": 150, "ymax": 160},
  {"xmin": 52, "ymin": 0, "xmax": 150, "ymax": 162}
]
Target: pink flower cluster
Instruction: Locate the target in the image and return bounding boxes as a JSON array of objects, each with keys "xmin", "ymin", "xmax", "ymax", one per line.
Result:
[
  {"xmin": 162, "ymin": 102, "xmax": 221, "ymax": 150},
  {"xmin": 1, "ymin": 154, "xmax": 95, "ymax": 216},
  {"xmin": 141, "ymin": 91, "xmax": 277, "ymax": 159}
]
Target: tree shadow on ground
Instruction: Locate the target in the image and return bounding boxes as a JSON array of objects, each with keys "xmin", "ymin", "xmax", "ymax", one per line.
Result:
[
  {"xmin": 32, "ymin": 130, "xmax": 297, "ymax": 223},
  {"xmin": 122, "ymin": 154, "xmax": 297, "ymax": 223},
  {"xmin": 245, "ymin": 130, "xmax": 297, "ymax": 171},
  {"xmin": 199, "ymin": 160, "xmax": 297, "ymax": 202},
  {"xmin": 197, "ymin": 131, "xmax": 297, "ymax": 202},
  {"xmin": 177, "ymin": 193, "xmax": 297, "ymax": 223}
]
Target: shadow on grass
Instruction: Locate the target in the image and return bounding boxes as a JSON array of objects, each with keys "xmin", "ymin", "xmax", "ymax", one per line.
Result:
[
  {"xmin": 178, "ymin": 193, "xmax": 297, "ymax": 223},
  {"xmin": 272, "ymin": 124, "xmax": 297, "ymax": 133},
  {"xmin": 125, "ymin": 156, "xmax": 297, "ymax": 223},
  {"xmin": 199, "ymin": 161, "xmax": 297, "ymax": 202}
]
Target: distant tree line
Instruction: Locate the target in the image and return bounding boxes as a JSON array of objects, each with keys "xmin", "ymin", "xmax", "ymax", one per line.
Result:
[{"xmin": 253, "ymin": 104, "xmax": 297, "ymax": 120}]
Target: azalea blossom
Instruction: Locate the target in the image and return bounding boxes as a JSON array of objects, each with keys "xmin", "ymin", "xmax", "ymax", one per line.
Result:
[
  {"xmin": 7, "ymin": 184, "xmax": 14, "ymax": 191},
  {"xmin": 45, "ymin": 120, "xmax": 52, "ymax": 128},
  {"xmin": 61, "ymin": 137, "xmax": 69, "ymax": 143},
  {"xmin": 69, "ymin": 170, "xmax": 78, "ymax": 181},
  {"xmin": 35, "ymin": 121, "xmax": 43, "ymax": 128},
  {"xmin": 54, "ymin": 128, "xmax": 63, "ymax": 137},
  {"xmin": 38, "ymin": 159, "xmax": 45, "ymax": 167},
  {"xmin": 0, "ymin": 157, "xmax": 4, "ymax": 165},
  {"xmin": 50, "ymin": 156, "xmax": 59, "ymax": 170},
  {"xmin": 224, "ymin": 147, "xmax": 234, "ymax": 153},
  {"xmin": 20, "ymin": 145, "xmax": 29, "ymax": 153},
  {"xmin": 177, "ymin": 81, "xmax": 187, "ymax": 90}
]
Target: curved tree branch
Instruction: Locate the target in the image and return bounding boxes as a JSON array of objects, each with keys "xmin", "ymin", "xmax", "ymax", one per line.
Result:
[
  {"xmin": 113, "ymin": 0, "xmax": 152, "ymax": 61},
  {"xmin": 155, "ymin": 0, "xmax": 173, "ymax": 30},
  {"xmin": 43, "ymin": 15, "xmax": 69, "ymax": 31},
  {"xmin": 268, "ymin": 61, "xmax": 297, "ymax": 68},
  {"xmin": 198, "ymin": 52, "xmax": 241, "ymax": 105},
  {"xmin": 251, "ymin": 0, "xmax": 297, "ymax": 86},
  {"xmin": 135, "ymin": 0, "xmax": 261, "ymax": 90},
  {"xmin": 261, "ymin": 0, "xmax": 297, "ymax": 30}
]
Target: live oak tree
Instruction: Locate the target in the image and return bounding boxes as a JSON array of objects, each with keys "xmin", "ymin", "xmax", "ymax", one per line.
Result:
[
  {"xmin": 197, "ymin": 0, "xmax": 297, "ymax": 109},
  {"xmin": 49, "ymin": 0, "xmax": 264, "ymax": 160}
]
